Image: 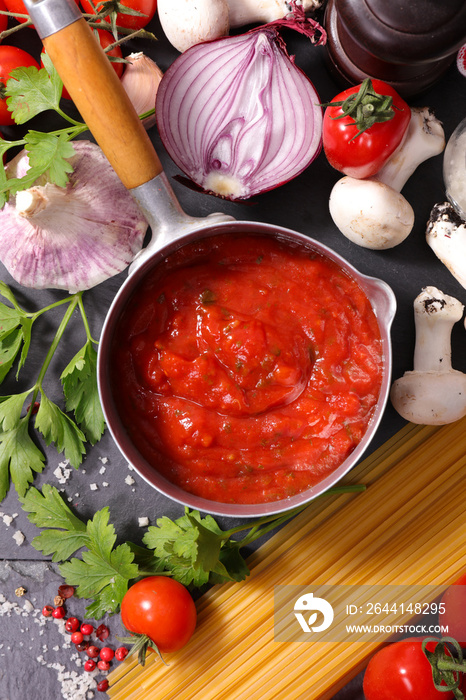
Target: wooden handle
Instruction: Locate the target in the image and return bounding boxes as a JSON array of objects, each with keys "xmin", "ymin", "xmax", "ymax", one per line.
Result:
[{"xmin": 43, "ymin": 18, "xmax": 163, "ymax": 190}]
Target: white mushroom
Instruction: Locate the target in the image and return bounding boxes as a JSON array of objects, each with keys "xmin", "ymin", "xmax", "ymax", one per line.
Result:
[
  {"xmin": 329, "ymin": 177, "xmax": 414, "ymax": 250},
  {"xmin": 329, "ymin": 107, "xmax": 445, "ymax": 250},
  {"xmin": 329, "ymin": 178, "xmax": 410, "ymax": 250},
  {"xmin": 157, "ymin": 0, "xmax": 322, "ymax": 53},
  {"xmin": 426, "ymin": 202, "xmax": 466, "ymax": 290},
  {"xmin": 390, "ymin": 286, "xmax": 466, "ymax": 425}
]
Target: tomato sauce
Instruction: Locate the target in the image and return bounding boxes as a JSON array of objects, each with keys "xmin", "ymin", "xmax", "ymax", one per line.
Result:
[{"xmin": 110, "ymin": 234, "xmax": 383, "ymax": 504}]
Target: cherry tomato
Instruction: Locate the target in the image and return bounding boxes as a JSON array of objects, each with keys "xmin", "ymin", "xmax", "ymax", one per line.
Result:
[
  {"xmin": 3, "ymin": 0, "xmax": 30, "ymax": 24},
  {"xmin": 439, "ymin": 573, "xmax": 466, "ymax": 647},
  {"xmin": 322, "ymin": 78, "xmax": 411, "ymax": 179},
  {"xmin": 0, "ymin": 45, "xmax": 39, "ymax": 125},
  {"xmin": 80, "ymin": 0, "xmax": 157, "ymax": 30},
  {"xmin": 363, "ymin": 638, "xmax": 454, "ymax": 700},
  {"xmin": 120, "ymin": 576, "xmax": 197, "ymax": 654},
  {"xmin": 0, "ymin": 0, "xmax": 8, "ymax": 35}
]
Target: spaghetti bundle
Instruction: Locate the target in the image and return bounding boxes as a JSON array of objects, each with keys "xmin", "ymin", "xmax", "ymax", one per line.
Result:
[{"xmin": 108, "ymin": 418, "xmax": 466, "ymax": 700}]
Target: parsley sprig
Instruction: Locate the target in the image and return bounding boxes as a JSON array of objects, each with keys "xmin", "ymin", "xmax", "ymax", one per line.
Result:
[
  {"xmin": 20, "ymin": 483, "xmax": 365, "ymax": 617},
  {"xmin": 0, "ymin": 283, "xmax": 104, "ymax": 501},
  {"xmin": 0, "ymin": 53, "xmax": 88, "ymax": 207}
]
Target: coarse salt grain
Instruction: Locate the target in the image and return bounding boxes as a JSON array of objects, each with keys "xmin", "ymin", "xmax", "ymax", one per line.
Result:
[
  {"xmin": 125, "ymin": 475, "xmax": 135, "ymax": 486},
  {"xmin": 2, "ymin": 514, "xmax": 13, "ymax": 527},
  {"xmin": 89, "ymin": 483, "xmax": 98, "ymax": 491},
  {"xmin": 53, "ymin": 465, "xmax": 71, "ymax": 484},
  {"xmin": 138, "ymin": 517, "xmax": 149, "ymax": 527},
  {"xmin": 13, "ymin": 530, "xmax": 25, "ymax": 546},
  {"xmin": 22, "ymin": 599, "xmax": 34, "ymax": 613}
]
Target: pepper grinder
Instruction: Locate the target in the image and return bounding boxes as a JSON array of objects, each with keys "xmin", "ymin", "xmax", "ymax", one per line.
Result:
[{"xmin": 324, "ymin": 0, "xmax": 466, "ymax": 97}]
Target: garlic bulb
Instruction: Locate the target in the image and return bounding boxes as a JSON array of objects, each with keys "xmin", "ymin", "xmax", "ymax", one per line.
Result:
[
  {"xmin": 120, "ymin": 52, "xmax": 163, "ymax": 129},
  {"xmin": 0, "ymin": 141, "xmax": 148, "ymax": 292}
]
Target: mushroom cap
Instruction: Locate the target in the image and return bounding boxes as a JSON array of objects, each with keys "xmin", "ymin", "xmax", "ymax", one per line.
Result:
[
  {"xmin": 329, "ymin": 177, "xmax": 414, "ymax": 250},
  {"xmin": 0, "ymin": 141, "xmax": 148, "ymax": 293},
  {"xmin": 157, "ymin": 0, "xmax": 230, "ymax": 52},
  {"xmin": 390, "ymin": 370, "xmax": 466, "ymax": 425}
]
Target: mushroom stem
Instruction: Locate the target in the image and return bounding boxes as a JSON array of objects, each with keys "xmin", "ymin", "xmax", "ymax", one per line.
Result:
[
  {"xmin": 373, "ymin": 107, "xmax": 445, "ymax": 193},
  {"xmin": 390, "ymin": 287, "xmax": 466, "ymax": 425},
  {"xmin": 412, "ymin": 287, "xmax": 463, "ymax": 372},
  {"xmin": 426, "ymin": 202, "xmax": 466, "ymax": 290}
]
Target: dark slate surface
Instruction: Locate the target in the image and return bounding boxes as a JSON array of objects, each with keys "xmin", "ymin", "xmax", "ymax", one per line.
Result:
[{"xmin": 0, "ymin": 6, "xmax": 465, "ymax": 700}]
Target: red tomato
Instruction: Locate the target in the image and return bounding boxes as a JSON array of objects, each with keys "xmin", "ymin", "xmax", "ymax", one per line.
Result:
[
  {"xmin": 322, "ymin": 78, "xmax": 411, "ymax": 179},
  {"xmin": 363, "ymin": 638, "xmax": 455, "ymax": 700},
  {"xmin": 120, "ymin": 576, "xmax": 197, "ymax": 654},
  {"xmin": 0, "ymin": 0, "xmax": 8, "ymax": 34},
  {"xmin": 42, "ymin": 28, "xmax": 123, "ymax": 100},
  {"xmin": 3, "ymin": 0, "xmax": 29, "ymax": 24},
  {"xmin": 439, "ymin": 574, "xmax": 466, "ymax": 647},
  {"xmin": 0, "ymin": 45, "xmax": 39, "ymax": 125},
  {"xmin": 80, "ymin": 0, "xmax": 157, "ymax": 30}
]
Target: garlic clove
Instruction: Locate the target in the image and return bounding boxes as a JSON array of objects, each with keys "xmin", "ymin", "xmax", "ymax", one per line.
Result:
[
  {"xmin": 0, "ymin": 141, "xmax": 148, "ymax": 293},
  {"xmin": 120, "ymin": 52, "xmax": 163, "ymax": 129}
]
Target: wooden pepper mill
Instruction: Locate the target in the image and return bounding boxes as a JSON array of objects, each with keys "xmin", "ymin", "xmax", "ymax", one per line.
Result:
[{"xmin": 324, "ymin": 0, "xmax": 466, "ymax": 96}]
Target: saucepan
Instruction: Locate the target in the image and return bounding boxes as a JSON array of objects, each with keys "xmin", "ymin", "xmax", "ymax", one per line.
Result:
[{"xmin": 25, "ymin": 0, "xmax": 396, "ymax": 518}]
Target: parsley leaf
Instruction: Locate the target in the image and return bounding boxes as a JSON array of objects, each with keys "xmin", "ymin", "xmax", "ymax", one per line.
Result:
[
  {"xmin": 0, "ymin": 418, "xmax": 45, "ymax": 499},
  {"xmin": 0, "ymin": 286, "xmax": 104, "ymax": 500},
  {"xmin": 0, "ymin": 327, "xmax": 23, "ymax": 382},
  {"xmin": 143, "ymin": 509, "xmax": 249, "ymax": 587},
  {"xmin": 20, "ymin": 484, "xmax": 88, "ymax": 561},
  {"xmin": 21, "ymin": 485, "xmax": 139, "ymax": 617},
  {"xmin": 35, "ymin": 393, "xmax": 87, "ymax": 468},
  {"xmin": 0, "ymin": 56, "xmax": 86, "ymax": 203},
  {"xmin": 24, "ymin": 131, "xmax": 76, "ymax": 187},
  {"xmin": 61, "ymin": 340, "xmax": 105, "ymax": 445},
  {"xmin": 6, "ymin": 62, "xmax": 61, "ymax": 124},
  {"xmin": 60, "ymin": 534, "xmax": 138, "ymax": 618}
]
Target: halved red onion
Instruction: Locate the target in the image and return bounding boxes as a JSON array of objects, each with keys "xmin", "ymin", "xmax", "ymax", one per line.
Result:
[{"xmin": 156, "ymin": 19, "xmax": 324, "ymax": 200}]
